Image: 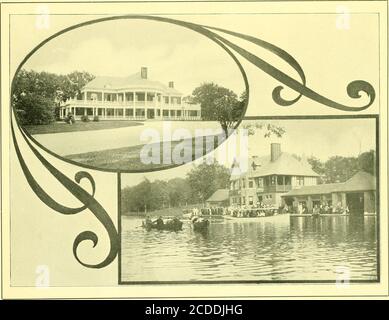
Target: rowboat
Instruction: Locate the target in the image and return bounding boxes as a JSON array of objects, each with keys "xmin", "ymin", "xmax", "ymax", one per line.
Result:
[
  {"xmin": 192, "ymin": 217, "xmax": 210, "ymax": 232},
  {"xmin": 142, "ymin": 218, "xmax": 183, "ymax": 231}
]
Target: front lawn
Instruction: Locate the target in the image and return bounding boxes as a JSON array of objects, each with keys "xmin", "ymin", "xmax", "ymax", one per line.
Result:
[
  {"xmin": 65, "ymin": 135, "xmax": 224, "ymax": 171},
  {"xmin": 24, "ymin": 120, "xmax": 144, "ymax": 135}
]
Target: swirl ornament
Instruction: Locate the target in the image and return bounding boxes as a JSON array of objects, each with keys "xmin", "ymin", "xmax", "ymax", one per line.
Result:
[
  {"xmin": 12, "ymin": 120, "xmax": 119, "ymax": 268},
  {"xmin": 11, "ymin": 15, "xmax": 376, "ymax": 269}
]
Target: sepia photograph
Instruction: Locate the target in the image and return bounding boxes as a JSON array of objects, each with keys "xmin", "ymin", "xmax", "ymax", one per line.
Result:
[
  {"xmin": 120, "ymin": 117, "xmax": 378, "ymax": 283},
  {"xmin": 12, "ymin": 18, "xmax": 246, "ymax": 171}
]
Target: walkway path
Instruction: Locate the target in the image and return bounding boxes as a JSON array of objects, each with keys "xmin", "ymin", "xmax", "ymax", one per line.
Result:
[{"xmin": 33, "ymin": 121, "xmax": 222, "ymax": 156}]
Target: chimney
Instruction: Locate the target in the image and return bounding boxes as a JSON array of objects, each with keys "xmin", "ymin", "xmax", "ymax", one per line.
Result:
[
  {"xmin": 141, "ymin": 67, "xmax": 148, "ymax": 79},
  {"xmin": 168, "ymin": 81, "xmax": 174, "ymax": 88},
  {"xmin": 270, "ymin": 143, "xmax": 281, "ymax": 162}
]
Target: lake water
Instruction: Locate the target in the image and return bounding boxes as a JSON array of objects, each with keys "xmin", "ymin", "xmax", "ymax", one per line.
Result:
[{"xmin": 121, "ymin": 215, "xmax": 378, "ymax": 282}]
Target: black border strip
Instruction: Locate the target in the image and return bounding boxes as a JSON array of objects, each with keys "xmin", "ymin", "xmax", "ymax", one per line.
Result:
[{"xmin": 118, "ymin": 114, "xmax": 380, "ymax": 285}]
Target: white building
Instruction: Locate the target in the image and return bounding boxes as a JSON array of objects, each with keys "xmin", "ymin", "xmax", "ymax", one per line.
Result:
[{"xmin": 59, "ymin": 67, "xmax": 202, "ymax": 121}]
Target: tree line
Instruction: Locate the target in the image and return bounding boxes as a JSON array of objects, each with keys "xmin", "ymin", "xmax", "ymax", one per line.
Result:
[
  {"xmin": 307, "ymin": 150, "xmax": 376, "ymax": 183},
  {"xmin": 12, "ymin": 69, "xmax": 95, "ymax": 125},
  {"xmin": 121, "ymin": 161, "xmax": 230, "ymax": 214}
]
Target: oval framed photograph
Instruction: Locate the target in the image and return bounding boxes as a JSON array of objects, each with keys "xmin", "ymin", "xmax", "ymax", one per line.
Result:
[{"xmin": 12, "ymin": 16, "xmax": 249, "ymax": 172}]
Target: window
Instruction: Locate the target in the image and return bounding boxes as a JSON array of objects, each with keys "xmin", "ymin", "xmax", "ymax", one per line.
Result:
[
  {"xmin": 136, "ymin": 93, "xmax": 145, "ymax": 101},
  {"xmin": 163, "ymin": 110, "xmax": 169, "ymax": 117},
  {"xmin": 242, "ymin": 197, "xmax": 246, "ymax": 205},
  {"xmin": 256, "ymin": 178, "xmax": 264, "ymax": 188},
  {"xmin": 177, "ymin": 110, "xmax": 182, "ymax": 117},
  {"xmin": 164, "ymin": 97, "xmax": 169, "ymax": 104},
  {"xmin": 75, "ymin": 108, "xmax": 84, "ymax": 116},
  {"xmin": 271, "ymin": 176, "xmax": 276, "ymax": 185},
  {"xmin": 277, "ymin": 176, "xmax": 284, "ymax": 185},
  {"xmin": 126, "ymin": 109, "xmax": 134, "ymax": 116},
  {"xmin": 157, "ymin": 109, "xmax": 161, "ymax": 116},
  {"xmin": 248, "ymin": 196, "xmax": 253, "ymax": 205},
  {"xmin": 189, "ymin": 110, "xmax": 198, "ymax": 117},
  {"xmin": 117, "ymin": 109, "xmax": 123, "ymax": 116},
  {"xmin": 242, "ymin": 179, "xmax": 246, "ymax": 189},
  {"xmin": 296, "ymin": 177, "xmax": 304, "ymax": 186},
  {"xmin": 126, "ymin": 93, "xmax": 134, "ymax": 101},
  {"xmin": 170, "ymin": 110, "xmax": 176, "ymax": 117},
  {"xmin": 135, "ymin": 108, "xmax": 145, "ymax": 116},
  {"xmin": 248, "ymin": 179, "xmax": 254, "ymax": 188}
]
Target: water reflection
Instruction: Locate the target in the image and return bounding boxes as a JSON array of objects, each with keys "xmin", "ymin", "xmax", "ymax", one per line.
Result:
[{"xmin": 121, "ymin": 215, "xmax": 377, "ymax": 282}]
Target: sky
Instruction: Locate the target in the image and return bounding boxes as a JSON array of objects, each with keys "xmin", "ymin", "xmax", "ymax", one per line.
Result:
[
  {"xmin": 247, "ymin": 118, "xmax": 376, "ymax": 160},
  {"xmin": 22, "ymin": 18, "xmax": 245, "ymax": 96},
  {"xmin": 121, "ymin": 118, "xmax": 376, "ymax": 188}
]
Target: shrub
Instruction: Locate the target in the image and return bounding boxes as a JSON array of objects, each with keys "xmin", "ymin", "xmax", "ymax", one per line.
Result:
[
  {"xmin": 93, "ymin": 115, "xmax": 99, "ymax": 122},
  {"xmin": 81, "ymin": 115, "xmax": 90, "ymax": 122},
  {"xmin": 14, "ymin": 94, "xmax": 55, "ymax": 125},
  {"xmin": 64, "ymin": 113, "xmax": 75, "ymax": 124}
]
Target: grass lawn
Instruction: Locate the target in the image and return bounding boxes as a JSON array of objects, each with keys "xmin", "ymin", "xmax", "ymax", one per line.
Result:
[
  {"xmin": 65, "ymin": 135, "xmax": 224, "ymax": 171},
  {"xmin": 24, "ymin": 120, "xmax": 144, "ymax": 135}
]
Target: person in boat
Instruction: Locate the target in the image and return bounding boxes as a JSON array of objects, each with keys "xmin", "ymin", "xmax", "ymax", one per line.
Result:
[
  {"xmin": 145, "ymin": 215, "xmax": 152, "ymax": 226},
  {"xmin": 154, "ymin": 216, "xmax": 164, "ymax": 228},
  {"xmin": 312, "ymin": 205, "xmax": 320, "ymax": 216},
  {"xmin": 301, "ymin": 204, "xmax": 308, "ymax": 215}
]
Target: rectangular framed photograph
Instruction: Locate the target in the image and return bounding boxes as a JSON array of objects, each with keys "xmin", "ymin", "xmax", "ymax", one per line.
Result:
[{"xmin": 1, "ymin": 0, "xmax": 388, "ymax": 299}]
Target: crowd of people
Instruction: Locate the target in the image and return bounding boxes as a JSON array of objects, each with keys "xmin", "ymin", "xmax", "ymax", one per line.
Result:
[{"xmin": 283, "ymin": 201, "xmax": 350, "ymax": 215}]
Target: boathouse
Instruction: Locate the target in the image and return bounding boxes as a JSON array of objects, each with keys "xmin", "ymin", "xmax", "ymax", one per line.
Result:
[
  {"xmin": 59, "ymin": 67, "xmax": 202, "ymax": 121},
  {"xmin": 281, "ymin": 171, "xmax": 376, "ymax": 215},
  {"xmin": 229, "ymin": 143, "xmax": 319, "ymax": 208}
]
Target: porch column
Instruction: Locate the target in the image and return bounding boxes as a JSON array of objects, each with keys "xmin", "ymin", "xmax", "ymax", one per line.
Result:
[
  {"xmin": 123, "ymin": 108, "xmax": 125, "ymax": 119},
  {"xmin": 283, "ymin": 176, "xmax": 285, "ymax": 192},
  {"xmin": 101, "ymin": 91, "xmax": 104, "ymax": 102},
  {"xmin": 84, "ymin": 108, "xmax": 87, "ymax": 116},
  {"xmin": 105, "ymin": 108, "xmax": 107, "ymax": 119},
  {"xmin": 84, "ymin": 91, "xmax": 87, "ymax": 102}
]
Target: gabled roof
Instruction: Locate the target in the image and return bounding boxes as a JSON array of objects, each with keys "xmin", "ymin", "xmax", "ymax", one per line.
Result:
[
  {"xmin": 282, "ymin": 171, "xmax": 376, "ymax": 197},
  {"xmin": 206, "ymin": 189, "xmax": 230, "ymax": 203},
  {"xmin": 83, "ymin": 72, "xmax": 182, "ymax": 95},
  {"xmin": 230, "ymin": 153, "xmax": 319, "ymax": 181}
]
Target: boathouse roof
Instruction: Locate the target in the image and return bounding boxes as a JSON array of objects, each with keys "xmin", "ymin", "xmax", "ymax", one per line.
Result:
[
  {"xmin": 230, "ymin": 143, "xmax": 319, "ymax": 181},
  {"xmin": 206, "ymin": 189, "xmax": 230, "ymax": 203},
  {"xmin": 282, "ymin": 171, "xmax": 376, "ymax": 197},
  {"xmin": 231, "ymin": 154, "xmax": 319, "ymax": 181}
]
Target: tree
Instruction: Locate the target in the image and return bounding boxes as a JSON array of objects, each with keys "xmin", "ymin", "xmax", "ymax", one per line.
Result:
[
  {"xmin": 167, "ymin": 178, "xmax": 192, "ymax": 207},
  {"xmin": 307, "ymin": 156, "xmax": 326, "ymax": 183},
  {"xmin": 12, "ymin": 69, "xmax": 95, "ymax": 125},
  {"xmin": 242, "ymin": 121, "xmax": 285, "ymax": 138},
  {"xmin": 191, "ymin": 83, "xmax": 245, "ymax": 136},
  {"xmin": 149, "ymin": 180, "xmax": 170, "ymax": 210},
  {"xmin": 187, "ymin": 160, "xmax": 230, "ymax": 204},
  {"xmin": 358, "ymin": 150, "xmax": 375, "ymax": 176},
  {"xmin": 15, "ymin": 94, "xmax": 55, "ymax": 125}
]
